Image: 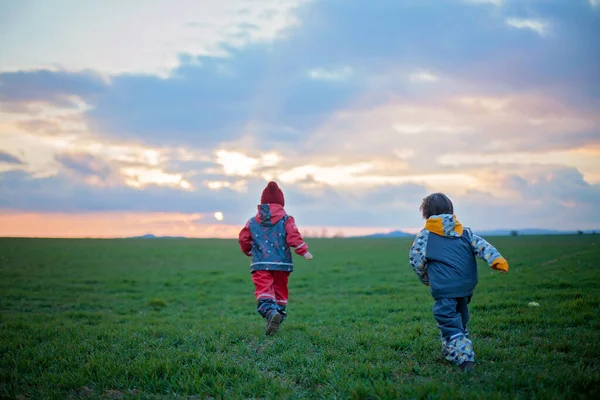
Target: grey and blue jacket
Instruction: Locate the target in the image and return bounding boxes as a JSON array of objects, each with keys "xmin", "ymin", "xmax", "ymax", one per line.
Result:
[{"xmin": 409, "ymin": 214, "xmax": 509, "ymax": 300}]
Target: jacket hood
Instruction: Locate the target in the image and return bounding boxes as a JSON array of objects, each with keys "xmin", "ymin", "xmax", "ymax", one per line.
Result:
[
  {"xmin": 424, "ymin": 214, "xmax": 464, "ymax": 237},
  {"xmin": 255, "ymin": 204, "xmax": 287, "ymax": 227}
]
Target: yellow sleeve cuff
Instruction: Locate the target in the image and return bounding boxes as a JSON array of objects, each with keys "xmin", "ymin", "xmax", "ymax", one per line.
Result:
[{"xmin": 491, "ymin": 257, "xmax": 509, "ymax": 273}]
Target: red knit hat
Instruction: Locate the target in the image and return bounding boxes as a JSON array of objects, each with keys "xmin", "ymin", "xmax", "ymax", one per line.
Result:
[{"xmin": 261, "ymin": 181, "xmax": 285, "ymax": 206}]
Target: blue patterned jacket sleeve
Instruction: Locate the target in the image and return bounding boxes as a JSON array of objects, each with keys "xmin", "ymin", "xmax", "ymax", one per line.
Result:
[
  {"xmin": 465, "ymin": 228, "xmax": 509, "ymax": 272},
  {"xmin": 409, "ymin": 229, "xmax": 430, "ymax": 285}
]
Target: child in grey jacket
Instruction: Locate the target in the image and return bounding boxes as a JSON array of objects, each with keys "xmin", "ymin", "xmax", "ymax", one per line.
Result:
[{"xmin": 409, "ymin": 193, "xmax": 509, "ymax": 371}]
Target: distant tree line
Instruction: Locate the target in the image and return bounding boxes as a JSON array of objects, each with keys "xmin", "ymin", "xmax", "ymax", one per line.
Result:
[{"xmin": 510, "ymin": 230, "xmax": 593, "ymax": 236}]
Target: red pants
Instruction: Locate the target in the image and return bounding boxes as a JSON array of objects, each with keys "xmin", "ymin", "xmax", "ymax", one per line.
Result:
[{"xmin": 252, "ymin": 270, "xmax": 290, "ymax": 306}]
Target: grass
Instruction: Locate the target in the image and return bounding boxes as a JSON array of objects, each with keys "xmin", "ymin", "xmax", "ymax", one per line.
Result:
[{"xmin": 1, "ymin": 235, "xmax": 599, "ymax": 399}]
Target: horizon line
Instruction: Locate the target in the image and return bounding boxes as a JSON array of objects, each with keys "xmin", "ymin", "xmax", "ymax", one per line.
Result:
[{"xmin": 1, "ymin": 228, "xmax": 597, "ymax": 240}]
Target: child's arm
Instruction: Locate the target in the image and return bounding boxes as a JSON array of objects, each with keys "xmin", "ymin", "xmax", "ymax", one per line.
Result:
[
  {"xmin": 238, "ymin": 221, "xmax": 253, "ymax": 257},
  {"xmin": 466, "ymin": 229, "xmax": 509, "ymax": 272},
  {"xmin": 409, "ymin": 230, "xmax": 430, "ymax": 286},
  {"xmin": 285, "ymin": 216, "xmax": 312, "ymax": 259}
]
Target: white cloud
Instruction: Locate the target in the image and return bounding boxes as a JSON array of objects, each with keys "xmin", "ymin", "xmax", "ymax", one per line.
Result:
[
  {"xmin": 590, "ymin": 0, "xmax": 599, "ymax": 8},
  {"xmin": 279, "ymin": 163, "xmax": 371, "ymax": 185},
  {"xmin": 393, "ymin": 123, "xmax": 471, "ymax": 135},
  {"xmin": 308, "ymin": 66, "xmax": 354, "ymax": 81},
  {"xmin": 437, "ymin": 148, "xmax": 600, "ymax": 184},
  {"xmin": 455, "ymin": 96, "xmax": 510, "ymax": 111},
  {"xmin": 213, "ymin": 150, "xmax": 282, "ymax": 177},
  {"xmin": 409, "ymin": 71, "xmax": 438, "ymax": 83},
  {"xmin": 394, "ymin": 149, "xmax": 415, "ymax": 160},
  {"xmin": 303, "ymin": 90, "xmax": 599, "ymax": 189},
  {"xmin": 463, "ymin": 0, "xmax": 503, "ymax": 5},
  {"xmin": 0, "ymin": 0, "xmax": 307, "ymax": 76},
  {"xmin": 204, "ymin": 179, "xmax": 247, "ymax": 192},
  {"xmin": 261, "ymin": 152, "xmax": 282, "ymax": 167},
  {"xmin": 121, "ymin": 166, "xmax": 192, "ymax": 190},
  {"xmin": 505, "ymin": 18, "xmax": 549, "ymax": 36},
  {"xmin": 277, "ymin": 161, "xmax": 479, "ymax": 193},
  {"xmin": 215, "ymin": 150, "xmax": 259, "ymax": 176},
  {"xmin": 0, "ymin": 99, "xmax": 217, "ymax": 190}
]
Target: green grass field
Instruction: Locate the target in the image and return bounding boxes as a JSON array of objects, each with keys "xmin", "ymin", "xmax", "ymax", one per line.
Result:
[{"xmin": 1, "ymin": 235, "xmax": 599, "ymax": 399}]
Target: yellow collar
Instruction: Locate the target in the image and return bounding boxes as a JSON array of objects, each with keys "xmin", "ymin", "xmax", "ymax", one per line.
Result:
[{"xmin": 424, "ymin": 214, "xmax": 464, "ymax": 236}]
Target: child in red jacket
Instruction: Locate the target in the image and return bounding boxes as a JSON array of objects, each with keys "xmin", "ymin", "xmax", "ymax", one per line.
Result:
[{"xmin": 238, "ymin": 181, "xmax": 313, "ymax": 335}]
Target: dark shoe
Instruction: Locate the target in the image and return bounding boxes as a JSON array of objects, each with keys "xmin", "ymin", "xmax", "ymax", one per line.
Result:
[
  {"xmin": 459, "ymin": 361, "xmax": 474, "ymax": 372},
  {"xmin": 265, "ymin": 310, "xmax": 282, "ymax": 336}
]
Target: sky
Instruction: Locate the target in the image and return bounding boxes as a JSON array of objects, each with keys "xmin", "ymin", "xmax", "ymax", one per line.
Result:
[{"xmin": 0, "ymin": 0, "xmax": 599, "ymax": 238}]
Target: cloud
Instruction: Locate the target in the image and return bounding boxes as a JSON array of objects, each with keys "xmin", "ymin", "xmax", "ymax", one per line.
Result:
[
  {"xmin": 590, "ymin": 0, "xmax": 599, "ymax": 8},
  {"xmin": 0, "ymin": 151, "xmax": 24, "ymax": 165},
  {"xmin": 502, "ymin": 166, "xmax": 600, "ymax": 206},
  {"xmin": 212, "ymin": 150, "xmax": 283, "ymax": 179},
  {"xmin": 437, "ymin": 147, "xmax": 600, "ymax": 183},
  {"xmin": 0, "ymin": 169, "xmax": 246, "ymax": 218},
  {"xmin": 76, "ymin": 51, "xmax": 363, "ymax": 146},
  {"xmin": 463, "ymin": 0, "xmax": 503, "ymax": 5},
  {"xmin": 2, "ymin": 161, "xmax": 600, "ymax": 232},
  {"xmin": 393, "ymin": 123, "xmax": 470, "ymax": 135},
  {"xmin": 0, "ymin": 70, "xmax": 105, "ymax": 107},
  {"xmin": 0, "ymin": 0, "xmax": 308, "ymax": 76},
  {"xmin": 120, "ymin": 166, "xmax": 192, "ymax": 190},
  {"xmin": 451, "ymin": 167, "xmax": 600, "ymax": 231},
  {"xmin": 55, "ymin": 153, "xmax": 115, "ymax": 183},
  {"xmin": 409, "ymin": 71, "xmax": 438, "ymax": 83},
  {"xmin": 308, "ymin": 66, "xmax": 354, "ymax": 81},
  {"xmin": 286, "ymin": 166, "xmax": 600, "ymax": 230},
  {"xmin": 306, "ymin": 92, "xmax": 599, "ymax": 164},
  {"xmin": 505, "ymin": 18, "xmax": 549, "ymax": 36},
  {"xmin": 53, "ymin": 151, "xmax": 193, "ymax": 190}
]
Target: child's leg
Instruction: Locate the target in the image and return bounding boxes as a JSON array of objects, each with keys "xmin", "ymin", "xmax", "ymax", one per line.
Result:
[
  {"xmin": 433, "ymin": 298, "xmax": 464, "ymax": 340},
  {"xmin": 252, "ymin": 271, "xmax": 278, "ymax": 318},
  {"xmin": 433, "ymin": 298, "xmax": 475, "ymax": 366},
  {"xmin": 272, "ymin": 271, "xmax": 290, "ymax": 321},
  {"xmin": 456, "ymin": 296, "xmax": 472, "ymax": 337}
]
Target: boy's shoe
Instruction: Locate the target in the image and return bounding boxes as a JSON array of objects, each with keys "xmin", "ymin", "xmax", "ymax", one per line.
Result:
[
  {"xmin": 265, "ymin": 310, "xmax": 282, "ymax": 336},
  {"xmin": 458, "ymin": 361, "xmax": 474, "ymax": 372}
]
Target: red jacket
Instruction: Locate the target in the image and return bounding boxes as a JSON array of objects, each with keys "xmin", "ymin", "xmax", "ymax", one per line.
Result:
[{"xmin": 238, "ymin": 204, "xmax": 309, "ymax": 257}]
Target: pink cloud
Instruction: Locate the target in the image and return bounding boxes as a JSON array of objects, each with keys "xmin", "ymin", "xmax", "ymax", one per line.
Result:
[{"xmin": 0, "ymin": 211, "xmax": 394, "ymax": 238}]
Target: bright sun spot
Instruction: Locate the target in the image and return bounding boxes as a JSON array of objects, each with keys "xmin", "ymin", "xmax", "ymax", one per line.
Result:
[{"xmin": 214, "ymin": 212, "xmax": 224, "ymax": 221}]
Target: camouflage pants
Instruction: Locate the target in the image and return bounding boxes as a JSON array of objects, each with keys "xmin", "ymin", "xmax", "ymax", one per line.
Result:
[
  {"xmin": 441, "ymin": 334, "xmax": 475, "ymax": 365},
  {"xmin": 434, "ymin": 297, "xmax": 475, "ymax": 365}
]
